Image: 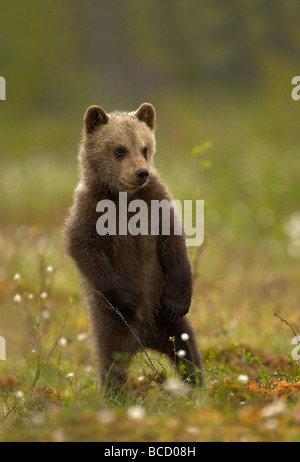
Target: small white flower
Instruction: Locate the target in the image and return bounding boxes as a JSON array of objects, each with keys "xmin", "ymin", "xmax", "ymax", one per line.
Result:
[
  {"xmin": 66, "ymin": 372, "xmax": 74, "ymax": 379},
  {"xmin": 15, "ymin": 390, "xmax": 25, "ymax": 402},
  {"xmin": 41, "ymin": 310, "xmax": 50, "ymax": 320},
  {"xmin": 177, "ymin": 349, "xmax": 186, "ymax": 358},
  {"xmin": 31, "ymin": 414, "xmax": 45, "ymax": 426},
  {"xmin": 261, "ymin": 401, "xmax": 287, "ymax": 419},
  {"xmin": 237, "ymin": 375, "xmax": 249, "ymax": 384},
  {"xmin": 13, "ymin": 273, "xmax": 21, "ymax": 282},
  {"xmin": 31, "ymin": 349, "xmax": 36, "ymax": 354},
  {"xmin": 284, "ymin": 213, "xmax": 300, "ymax": 240},
  {"xmin": 77, "ymin": 333, "xmax": 88, "ymax": 342},
  {"xmin": 46, "ymin": 266, "xmax": 54, "ymax": 274},
  {"xmin": 84, "ymin": 365, "xmax": 93, "ymax": 374},
  {"xmin": 13, "ymin": 294, "xmax": 22, "ymax": 304},
  {"xmin": 163, "ymin": 378, "xmax": 189, "ymax": 397},
  {"xmin": 138, "ymin": 376, "xmax": 145, "ymax": 382},
  {"xmin": 59, "ymin": 337, "xmax": 68, "ymax": 347},
  {"xmin": 181, "ymin": 333, "xmax": 190, "ymax": 342},
  {"xmin": 28, "ymin": 293, "xmax": 34, "ymax": 300},
  {"xmin": 96, "ymin": 409, "xmax": 114, "ymax": 424},
  {"xmin": 40, "ymin": 292, "xmax": 48, "ymax": 299},
  {"xmin": 126, "ymin": 406, "xmax": 146, "ymax": 421}
]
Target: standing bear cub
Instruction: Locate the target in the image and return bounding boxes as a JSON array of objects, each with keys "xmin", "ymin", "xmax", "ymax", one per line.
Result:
[{"xmin": 65, "ymin": 103, "xmax": 202, "ymax": 390}]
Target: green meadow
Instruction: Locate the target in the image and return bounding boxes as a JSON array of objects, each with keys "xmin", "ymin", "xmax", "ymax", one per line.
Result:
[{"xmin": 1, "ymin": 1, "xmax": 300, "ymax": 442}]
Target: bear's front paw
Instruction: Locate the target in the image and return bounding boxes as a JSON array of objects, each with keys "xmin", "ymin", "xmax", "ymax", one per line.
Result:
[{"xmin": 161, "ymin": 285, "xmax": 191, "ymax": 321}]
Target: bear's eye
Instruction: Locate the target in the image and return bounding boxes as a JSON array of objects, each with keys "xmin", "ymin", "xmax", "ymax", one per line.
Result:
[
  {"xmin": 115, "ymin": 147, "xmax": 126, "ymax": 157},
  {"xmin": 142, "ymin": 147, "xmax": 148, "ymax": 159}
]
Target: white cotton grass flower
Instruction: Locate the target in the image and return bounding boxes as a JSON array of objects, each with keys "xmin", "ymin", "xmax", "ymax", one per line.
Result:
[
  {"xmin": 46, "ymin": 266, "xmax": 54, "ymax": 274},
  {"xmin": 40, "ymin": 291, "xmax": 48, "ymax": 300},
  {"xmin": 41, "ymin": 310, "xmax": 50, "ymax": 320},
  {"xmin": 66, "ymin": 372, "xmax": 74, "ymax": 379},
  {"xmin": 77, "ymin": 333, "xmax": 88, "ymax": 342},
  {"xmin": 126, "ymin": 405, "xmax": 146, "ymax": 421},
  {"xmin": 163, "ymin": 378, "xmax": 189, "ymax": 397},
  {"xmin": 96, "ymin": 409, "xmax": 115, "ymax": 425},
  {"xmin": 284, "ymin": 213, "xmax": 300, "ymax": 240},
  {"xmin": 84, "ymin": 365, "xmax": 93, "ymax": 374},
  {"xmin": 15, "ymin": 390, "xmax": 25, "ymax": 402},
  {"xmin": 177, "ymin": 349, "xmax": 186, "ymax": 358},
  {"xmin": 284, "ymin": 213, "xmax": 300, "ymax": 258},
  {"xmin": 59, "ymin": 337, "xmax": 68, "ymax": 347},
  {"xmin": 28, "ymin": 293, "xmax": 34, "ymax": 300},
  {"xmin": 13, "ymin": 294, "xmax": 22, "ymax": 304},
  {"xmin": 237, "ymin": 375, "xmax": 249, "ymax": 384},
  {"xmin": 138, "ymin": 376, "xmax": 145, "ymax": 382},
  {"xmin": 181, "ymin": 333, "xmax": 190, "ymax": 342},
  {"xmin": 13, "ymin": 273, "xmax": 21, "ymax": 282},
  {"xmin": 261, "ymin": 400, "xmax": 287, "ymax": 419},
  {"xmin": 31, "ymin": 414, "xmax": 45, "ymax": 426}
]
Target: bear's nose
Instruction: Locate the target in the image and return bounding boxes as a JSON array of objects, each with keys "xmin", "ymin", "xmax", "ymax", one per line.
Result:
[{"xmin": 135, "ymin": 168, "xmax": 149, "ymax": 184}]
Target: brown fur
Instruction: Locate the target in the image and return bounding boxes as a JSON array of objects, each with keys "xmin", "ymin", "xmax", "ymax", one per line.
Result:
[{"xmin": 64, "ymin": 103, "xmax": 202, "ymax": 390}]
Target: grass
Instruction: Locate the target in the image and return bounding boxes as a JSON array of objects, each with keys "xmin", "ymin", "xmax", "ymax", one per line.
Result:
[
  {"xmin": 1, "ymin": 96, "xmax": 300, "ymax": 442},
  {"xmin": 1, "ymin": 211, "xmax": 300, "ymax": 442}
]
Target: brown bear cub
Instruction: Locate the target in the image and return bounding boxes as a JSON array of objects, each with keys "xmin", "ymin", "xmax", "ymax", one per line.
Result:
[{"xmin": 65, "ymin": 103, "xmax": 202, "ymax": 391}]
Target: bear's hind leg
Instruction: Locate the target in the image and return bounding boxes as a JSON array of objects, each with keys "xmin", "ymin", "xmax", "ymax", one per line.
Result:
[
  {"xmin": 92, "ymin": 312, "xmax": 140, "ymax": 395},
  {"xmin": 148, "ymin": 316, "xmax": 203, "ymax": 386}
]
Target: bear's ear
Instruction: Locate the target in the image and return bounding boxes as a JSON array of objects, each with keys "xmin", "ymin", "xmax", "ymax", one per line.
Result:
[
  {"xmin": 84, "ymin": 105, "xmax": 109, "ymax": 134},
  {"xmin": 135, "ymin": 103, "xmax": 156, "ymax": 130}
]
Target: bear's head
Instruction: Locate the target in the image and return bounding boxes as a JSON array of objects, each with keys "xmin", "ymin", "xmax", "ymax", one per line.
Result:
[{"xmin": 80, "ymin": 103, "xmax": 156, "ymax": 193}]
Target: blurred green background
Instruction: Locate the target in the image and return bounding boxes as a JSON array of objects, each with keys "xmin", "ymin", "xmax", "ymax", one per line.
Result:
[
  {"xmin": 1, "ymin": 1, "xmax": 300, "ymax": 233},
  {"xmin": 1, "ymin": 0, "xmax": 300, "ymax": 363}
]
